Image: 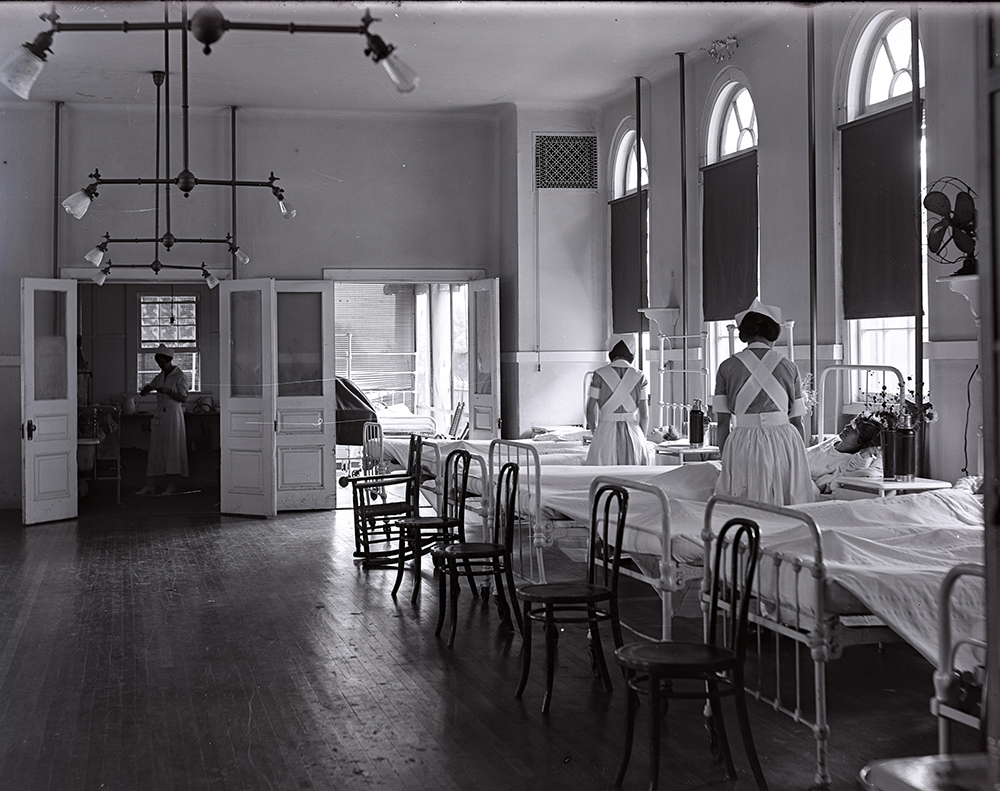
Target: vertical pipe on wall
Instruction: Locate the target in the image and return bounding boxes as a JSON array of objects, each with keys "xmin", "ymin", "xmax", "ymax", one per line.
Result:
[
  {"xmin": 231, "ymin": 106, "xmax": 238, "ymax": 281},
  {"xmin": 635, "ymin": 76, "xmax": 644, "ymax": 371},
  {"xmin": 52, "ymin": 101, "xmax": 62, "ymax": 278},
  {"xmin": 911, "ymin": 5, "xmax": 924, "ymax": 417},
  {"xmin": 677, "ymin": 53, "xmax": 689, "ymax": 403},
  {"xmin": 807, "ymin": 11, "xmax": 819, "ymax": 438}
]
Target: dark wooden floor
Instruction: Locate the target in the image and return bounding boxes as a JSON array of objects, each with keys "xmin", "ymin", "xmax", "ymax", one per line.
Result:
[{"xmin": 0, "ymin": 487, "xmax": 977, "ymax": 791}]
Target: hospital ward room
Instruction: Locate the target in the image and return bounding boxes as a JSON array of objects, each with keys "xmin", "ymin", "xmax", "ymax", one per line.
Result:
[{"xmin": 3, "ymin": 3, "xmax": 1000, "ymax": 791}]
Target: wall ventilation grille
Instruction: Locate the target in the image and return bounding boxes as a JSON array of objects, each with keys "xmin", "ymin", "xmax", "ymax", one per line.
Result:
[{"xmin": 535, "ymin": 135, "xmax": 598, "ymax": 190}]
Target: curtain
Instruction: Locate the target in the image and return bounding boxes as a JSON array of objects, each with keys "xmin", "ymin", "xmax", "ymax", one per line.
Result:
[
  {"xmin": 702, "ymin": 150, "xmax": 758, "ymax": 322},
  {"xmin": 840, "ymin": 103, "xmax": 918, "ymax": 319},
  {"xmin": 609, "ymin": 190, "xmax": 648, "ymax": 333}
]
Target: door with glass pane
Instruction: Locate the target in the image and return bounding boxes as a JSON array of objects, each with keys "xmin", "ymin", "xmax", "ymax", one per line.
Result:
[
  {"xmin": 275, "ymin": 281, "xmax": 337, "ymax": 510},
  {"xmin": 469, "ymin": 278, "xmax": 501, "ymax": 438},
  {"xmin": 21, "ymin": 278, "xmax": 77, "ymax": 525},
  {"xmin": 220, "ymin": 279, "xmax": 277, "ymax": 516}
]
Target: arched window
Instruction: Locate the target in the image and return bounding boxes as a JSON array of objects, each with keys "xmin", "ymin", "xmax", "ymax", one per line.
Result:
[
  {"xmin": 841, "ymin": 11, "xmax": 926, "ymax": 403},
  {"xmin": 611, "ymin": 126, "xmax": 648, "ymax": 201},
  {"xmin": 704, "ymin": 78, "xmax": 759, "ymax": 388}
]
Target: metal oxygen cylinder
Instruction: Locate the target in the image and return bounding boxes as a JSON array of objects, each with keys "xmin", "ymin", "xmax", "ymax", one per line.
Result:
[{"xmin": 689, "ymin": 398, "xmax": 705, "ymax": 447}]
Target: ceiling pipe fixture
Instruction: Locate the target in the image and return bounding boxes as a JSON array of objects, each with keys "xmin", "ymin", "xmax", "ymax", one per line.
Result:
[{"xmin": 2, "ymin": 3, "xmax": 418, "ymax": 99}]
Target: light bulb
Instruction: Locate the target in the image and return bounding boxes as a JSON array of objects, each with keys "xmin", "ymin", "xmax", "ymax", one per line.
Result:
[
  {"xmin": 84, "ymin": 245, "xmax": 105, "ymax": 266},
  {"xmin": 235, "ymin": 249, "xmax": 250, "ymax": 266},
  {"xmin": 380, "ymin": 52, "xmax": 419, "ymax": 94},
  {"xmin": 278, "ymin": 199, "xmax": 296, "ymax": 220},
  {"xmin": 62, "ymin": 189, "xmax": 93, "ymax": 219}
]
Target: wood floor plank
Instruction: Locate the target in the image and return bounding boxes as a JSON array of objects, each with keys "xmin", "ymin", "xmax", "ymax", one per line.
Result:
[{"xmin": 0, "ymin": 499, "xmax": 981, "ymax": 791}]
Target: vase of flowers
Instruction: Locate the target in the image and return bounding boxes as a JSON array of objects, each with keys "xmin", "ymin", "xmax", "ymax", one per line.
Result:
[{"xmin": 861, "ymin": 382, "xmax": 937, "ymax": 479}]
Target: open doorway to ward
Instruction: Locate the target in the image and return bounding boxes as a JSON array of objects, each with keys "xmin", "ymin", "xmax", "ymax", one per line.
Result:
[{"xmin": 334, "ymin": 282, "xmax": 470, "ymax": 438}]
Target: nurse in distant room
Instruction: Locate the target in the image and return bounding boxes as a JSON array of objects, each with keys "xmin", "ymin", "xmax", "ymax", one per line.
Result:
[
  {"xmin": 713, "ymin": 298, "xmax": 816, "ymax": 505},
  {"xmin": 136, "ymin": 344, "xmax": 189, "ymax": 496},
  {"xmin": 585, "ymin": 334, "xmax": 651, "ymax": 466}
]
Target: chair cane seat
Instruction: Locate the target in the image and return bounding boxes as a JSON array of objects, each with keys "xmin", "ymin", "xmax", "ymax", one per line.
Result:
[
  {"xmin": 398, "ymin": 515, "xmax": 461, "ymax": 531},
  {"xmin": 518, "ymin": 581, "xmax": 611, "ymax": 605},
  {"xmin": 615, "ymin": 641, "xmax": 736, "ymax": 676},
  {"xmin": 436, "ymin": 541, "xmax": 505, "ymax": 559}
]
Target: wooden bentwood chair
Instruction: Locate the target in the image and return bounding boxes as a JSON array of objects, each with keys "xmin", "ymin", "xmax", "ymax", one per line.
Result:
[
  {"xmin": 613, "ymin": 517, "xmax": 768, "ymax": 791},
  {"xmin": 349, "ymin": 434, "xmax": 425, "ymax": 567},
  {"xmin": 432, "ymin": 461, "xmax": 522, "ymax": 647},
  {"xmin": 514, "ymin": 482, "xmax": 629, "ymax": 714},
  {"xmin": 394, "ymin": 448, "xmax": 473, "ymax": 603}
]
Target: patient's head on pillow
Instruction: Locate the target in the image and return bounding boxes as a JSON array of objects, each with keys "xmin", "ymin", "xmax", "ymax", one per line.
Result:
[
  {"xmin": 837, "ymin": 416, "xmax": 882, "ymax": 453},
  {"xmin": 737, "ymin": 311, "xmax": 781, "ymax": 343}
]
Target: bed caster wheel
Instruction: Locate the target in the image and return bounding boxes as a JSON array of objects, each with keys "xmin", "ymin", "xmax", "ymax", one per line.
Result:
[{"xmin": 479, "ymin": 584, "xmax": 491, "ymax": 601}]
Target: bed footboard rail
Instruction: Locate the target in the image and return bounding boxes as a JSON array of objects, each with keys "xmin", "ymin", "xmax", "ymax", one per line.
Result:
[
  {"xmin": 705, "ymin": 495, "xmax": 834, "ymax": 789},
  {"xmin": 422, "ymin": 440, "xmax": 489, "ymax": 535},
  {"xmin": 932, "ymin": 562, "xmax": 986, "ymax": 754},
  {"xmin": 490, "ymin": 439, "xmax": 545, "ymax": 582},
  {"xmin": 588, "ymin": 476, "xmax": 687, "ymax": 642}
]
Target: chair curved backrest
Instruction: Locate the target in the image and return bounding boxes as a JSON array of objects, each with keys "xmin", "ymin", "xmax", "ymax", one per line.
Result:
[
  {"xmin": 587, "ymin": 483, "xmax": 630, "ymax": 590},
  {"xmin": 707, "ymin": 517, "xmax": 761, "ymax": 663},
  {"xmin": 441, "ymin": 448, "xmax": 472, "ymax": 524},
  {"xmin": 491, "ymin": 462, "xmax": 520, "ymax": 547},
  {"xmin": 404, "ymin": 434, "xmax": 424, "ymax": 510}
]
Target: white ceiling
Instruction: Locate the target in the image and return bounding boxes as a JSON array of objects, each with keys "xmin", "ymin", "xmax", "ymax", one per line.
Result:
[{"xmin": 0, "ymin": 1, "xmax": 795, "ymax": 114}]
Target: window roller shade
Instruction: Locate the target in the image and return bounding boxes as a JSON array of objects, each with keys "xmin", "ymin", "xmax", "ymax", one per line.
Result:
[
  {"xmin": 609, "ymin": 190, "xmax": 648, "ymax": 334},
  {"xmin": 840, "ymin": 104, "xmax": 918, "ymax": 319},
  {"xmin": 702, "ymin": 151, "xmax": 758, "ymax": 323}
]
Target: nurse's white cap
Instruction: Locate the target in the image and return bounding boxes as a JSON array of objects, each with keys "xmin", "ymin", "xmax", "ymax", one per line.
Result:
[
  {"xmin": 735, "ymin": 298, "xmax": 782, "ymax": 326},
  {"xmin": 606, "ymin": 334, "xmax": 637, "ymax": 354}
]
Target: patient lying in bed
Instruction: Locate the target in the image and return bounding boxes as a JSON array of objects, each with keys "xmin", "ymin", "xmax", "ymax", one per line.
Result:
[{"xmin": 806, "ymin": 416, "xmax": 883, "ymax": 495}]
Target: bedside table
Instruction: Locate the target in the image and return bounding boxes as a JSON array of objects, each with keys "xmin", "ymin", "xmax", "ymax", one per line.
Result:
[
  {"xmin": 654, "ymin": 442, "xmax": 720, "ymax": 466},
  {"xmin": 834, "ymin": 477, "xmax": 952, "ymax": 499}
]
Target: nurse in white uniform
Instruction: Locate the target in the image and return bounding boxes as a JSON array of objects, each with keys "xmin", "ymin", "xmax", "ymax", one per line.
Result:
[
  {"xmin": 136, "ymin": 344, "xmax": 190, "ymax": 496},
  {"xmin": 585, "ymin": 334, "xmax": 651, "ymax": 466},
  {"xmin": 713, "ymin": 299, "xmax": 816, "ymax": 505}
]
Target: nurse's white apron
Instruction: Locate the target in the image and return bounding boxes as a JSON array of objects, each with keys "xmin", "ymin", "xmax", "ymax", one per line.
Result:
[{"xmin": 585, "ymin": 363, "xmax": 650, "ymax": 466}]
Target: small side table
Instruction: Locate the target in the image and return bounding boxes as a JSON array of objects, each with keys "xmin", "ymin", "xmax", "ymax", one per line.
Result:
[
  {"xmin": 654, "ymin": 442, "xmax": 720, "ymax": 466},
  {"xmin": 835, "ymin": 476, "xmax": 952, "ymax": 499}
]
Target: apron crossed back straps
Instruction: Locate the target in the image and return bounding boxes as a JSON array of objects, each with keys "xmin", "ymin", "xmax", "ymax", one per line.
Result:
[
  {"xmin": 596, "ymin": 365, "xmax": 642, "ymax": 417},
  {"xmin": 733, "ymin": 349, "xmax": 789, "ymax": 416}
]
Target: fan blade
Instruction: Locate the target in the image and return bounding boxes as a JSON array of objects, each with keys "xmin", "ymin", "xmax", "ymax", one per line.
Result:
[
  {"xmin": 924, "ymin": 190, "xmax": 952, "ymax": 217},
  {"xmin": 954, "ymin": 228, "xmax": 976, "ymax": 254},
  {"xmin": 927, "ymin": 220, "xmax": 949, "ymax": 254},
  {"xmin": 953, "ymin": 191, "xmax": 976, "ymax": 227}
]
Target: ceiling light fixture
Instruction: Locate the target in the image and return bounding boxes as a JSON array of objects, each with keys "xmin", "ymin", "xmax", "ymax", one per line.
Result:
[
  {"xmin": 703, "ymin": 36, "xmax": 738, "ymax": 64},
  {"xmin": 3, "ymin": 4, "xmax": 418, "ymax": 101}
]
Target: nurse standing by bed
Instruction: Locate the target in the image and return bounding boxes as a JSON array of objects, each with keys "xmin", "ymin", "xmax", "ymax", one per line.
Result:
[
  {"xmin": 584, "ymin": 334, "xmax": 651, "ymax": 466},
  {"xmin": 713, "ymin": 299, "xmax": 817, "ymax": 505}
]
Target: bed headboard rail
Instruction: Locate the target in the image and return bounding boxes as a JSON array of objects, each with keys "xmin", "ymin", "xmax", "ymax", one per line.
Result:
[{"xmin": 816, "ymin": 363, "xmax": 905, "ymax": 438}]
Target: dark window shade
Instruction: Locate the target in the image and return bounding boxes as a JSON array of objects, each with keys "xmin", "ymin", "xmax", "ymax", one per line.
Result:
[
  {"xmin": 609, "ymin": 190, "xmax": 648, "ymax": 334},
  {"xmin": 840, "ymin": 104, "xmax": 918, "ymax": 319},
  {"xmin": 701, "ymin": 151, "xmax": 758, "ymax": 322}
]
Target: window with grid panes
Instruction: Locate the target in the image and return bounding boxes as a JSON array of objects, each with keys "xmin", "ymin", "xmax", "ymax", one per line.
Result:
[
  {"xmin": 137, "ymin": 294, "xmax": 201, "ymax": 391},
  {"xmin": 845, "ymin": 12, "xmax": 925, "ymax": 403}
]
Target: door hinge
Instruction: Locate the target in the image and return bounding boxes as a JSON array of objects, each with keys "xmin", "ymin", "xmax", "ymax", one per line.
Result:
[
  {"xmin": 24, "ymin": 420, "xmax": 36, "ymax": 441},
  {"xmin": 274, "ymin": 419, "xmax": 278, "ymax": 432}
]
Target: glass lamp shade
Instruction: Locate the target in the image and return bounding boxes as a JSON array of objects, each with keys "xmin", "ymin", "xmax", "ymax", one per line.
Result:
[
  {"xmin": 91, "ymin": 269, "xmax": 109, "ymax": 286},
  {"xmin": 234, "ymin": 249, "xmax": 250, "ymax": 266},
  {"xmin": 84, "ymin": 246, "xmax": 105, "ymax": 266},
  {"xmin": 62, "ymin": 190, "xmax": 93, "ymax": 219},
  {"xmin": 203, "ymin": 271, "xmax": 220, "ymax": 289},
  {"xmin": 380, "ymin": 53, "xmax": 419, "ymax": 94},
  {"xmin": 278, "ymin": 199, "xmax": 296, "ymax": 220},
  {"xmin": 0, "ymin": 44, "xmax": 45, "ymax": 100}
]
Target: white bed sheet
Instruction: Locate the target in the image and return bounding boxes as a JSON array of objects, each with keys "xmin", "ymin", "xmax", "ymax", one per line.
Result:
[{"xmin": 546, "ymin": 479, "xmax": 985, "ymax": 670}]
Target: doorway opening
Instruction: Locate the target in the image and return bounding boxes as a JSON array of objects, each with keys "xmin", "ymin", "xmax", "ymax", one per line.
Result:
[{"xmin": 334, "ymin": 281, "xmax": 470, "ymax": 437}]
